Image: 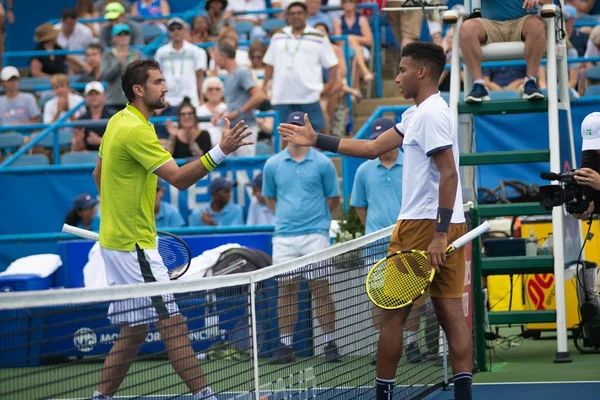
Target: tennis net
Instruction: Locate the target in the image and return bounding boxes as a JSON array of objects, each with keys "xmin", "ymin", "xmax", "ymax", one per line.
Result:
[{"xmin": 0, "ymin": 215, "xmax": 476, "ymax": 400}]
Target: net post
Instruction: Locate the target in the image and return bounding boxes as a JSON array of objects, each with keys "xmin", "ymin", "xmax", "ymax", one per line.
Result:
[
  {"xmin": 470, "ymin": 205, "xmax": 488, "ymax": 371},
  {"xmin": 249, "ymin": 276, "xmax": 261, "ymax": 400}
]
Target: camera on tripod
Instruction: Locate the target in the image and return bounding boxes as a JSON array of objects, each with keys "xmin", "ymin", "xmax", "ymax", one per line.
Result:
[{"xmin": 538, "ymin": 170, "xmax": 590, "ymax": 214}]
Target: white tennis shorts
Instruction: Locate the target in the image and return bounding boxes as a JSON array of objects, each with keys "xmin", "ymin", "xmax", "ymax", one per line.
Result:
[
  {"xmin": 100, "ymin": 245, "xmax": 180, "ymax": 326},
  {"xmin": 272, "ymin": 233, "xmax": 331, "ymax": 280}
]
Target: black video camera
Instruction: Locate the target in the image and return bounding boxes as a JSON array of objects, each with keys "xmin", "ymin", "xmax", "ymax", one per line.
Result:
[{"xmin": 539, "ymin": 170, "xmax": 590, "ymax": 215}]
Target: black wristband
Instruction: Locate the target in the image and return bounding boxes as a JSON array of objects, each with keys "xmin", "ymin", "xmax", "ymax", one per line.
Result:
[
  {"xmin": 435, "ymin": 207, "xmax": 453, "ymax": 233},
  {"xmin": 315, "ymin": 134, "xmax": 340, "ymax": 153}
]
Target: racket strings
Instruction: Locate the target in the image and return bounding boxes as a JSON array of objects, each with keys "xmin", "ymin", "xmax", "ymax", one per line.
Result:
[
  {"xmin": 368, "ymin": 252, "xmax": 431, "ymax": 309},
  {"xmin": 156, "ymin": 234, "xmax": 191, "ymax": 278}
]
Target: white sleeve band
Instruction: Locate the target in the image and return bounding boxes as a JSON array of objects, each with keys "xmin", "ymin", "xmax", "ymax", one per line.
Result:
[{"xmin": 208, "ymin": 144, "xmax": 226, "ymax": 165}]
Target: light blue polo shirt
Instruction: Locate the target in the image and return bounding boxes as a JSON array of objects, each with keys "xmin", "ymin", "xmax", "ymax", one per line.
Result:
[
  {"xmin": 262, "ymin": 147, "xmax": 340, "ymax": 237},
  {"xmin": 481, "ymin": 0, "xmax": 537, "ymax": 21},
  {"xmin": 189, "ymin": 203, "xmax": 244, "ymax": 227},
  {"xmin": 246, "ymin": 197, "xmax": 276, "ymax": 226},
  {"xmin": 155, "ymin": 201, "xmax": 185, "ymax": 229},
  {"xmin": 350, "ymin": 151, "xmax": 403, "ymax": 234},
  {"xmin": 78, "ymin": 214, "xmax": 101, "ymax": 232}
]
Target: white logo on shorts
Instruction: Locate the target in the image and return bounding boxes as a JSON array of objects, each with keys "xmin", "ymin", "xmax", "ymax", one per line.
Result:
[
  {"xmin": 0, "ymin": 286, "xmax": 13, "ymax": 292},
  {"xmin": 74, "ymin": 327, "xmax": 97, "ymax": 352}
]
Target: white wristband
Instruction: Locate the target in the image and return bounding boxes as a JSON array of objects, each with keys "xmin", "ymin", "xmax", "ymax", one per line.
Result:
[{"xmin": 208, "ymin": 144, "xmax": 226, "ymax": 165}]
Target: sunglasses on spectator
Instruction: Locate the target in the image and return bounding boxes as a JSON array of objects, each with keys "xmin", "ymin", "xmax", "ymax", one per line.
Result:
[
  {"xmin": 251, "ymin": 54, "xmax": 263, "ymax": 60},
  {"xmin": 206, "ymin": 87, "xmax": 221, "ymax": 91}
]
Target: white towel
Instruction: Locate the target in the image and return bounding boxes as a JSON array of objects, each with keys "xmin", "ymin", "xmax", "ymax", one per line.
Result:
[{"xmin": 0, "ymin": 254, "xmax": 62, "ymax": 278}]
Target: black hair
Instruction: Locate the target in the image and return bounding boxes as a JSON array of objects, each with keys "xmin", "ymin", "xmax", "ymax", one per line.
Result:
[
  {"xmin": 217, "ymin": 40, "xmax": 237, "ymax": 60},
  {"xmin": 62, "ymin": 8, "xmax": 78, "ymax": 20},
  {"xmin": 401, "ymin": 41, "xmax": 446, "ymax": 80},
  {"xmin": 178, "ymin": 96, "xmax": 199, "ymax": 123},
  {"xmin": 86, "ymin": 42, "xmax": 104, "ymax": 54},
  {"xmin": 121, "ymin": 59, "xmax": 162, "ymax": 102},
  {"xmin": 64, "ymin": 209, "xmax": 81, "ymax": 227}
]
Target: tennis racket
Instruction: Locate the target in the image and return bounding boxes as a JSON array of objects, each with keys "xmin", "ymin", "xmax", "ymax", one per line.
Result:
[
  {"xmin": 366, "ymin": 221, "xmax": 492, "ymax": 310},
  {"xmin": 62, "ymin": 224, "xmax": 192, "ymax": 280}
]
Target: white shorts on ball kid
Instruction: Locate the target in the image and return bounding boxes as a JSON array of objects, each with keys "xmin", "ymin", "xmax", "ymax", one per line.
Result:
[
  {"xmin": 272, "ymin": 233, "xmax": 331, "ymax": 280},
  {"xmin": 100, "ymin": 245, "xmax": 179, "ymax": 326}
]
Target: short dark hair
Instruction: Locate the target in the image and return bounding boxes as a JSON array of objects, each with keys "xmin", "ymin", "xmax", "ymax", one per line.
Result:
[
  {"xmin": 401, "ymin": 41, "xmax": 446, "ymax": 80},
  {"xmin": 121, "ymin": 59, "xmax": 162, "ymax": 102},
  {"xmin": 61, "ymin": 8, "xmax": 78, "ymax": 20},
  {"xmin": 86, "ymin": 43, "xmax": 104, "ymax": 54},
  {"xmin": 217, "ymin": 41, "xmax": 236, "ymax": 60}
]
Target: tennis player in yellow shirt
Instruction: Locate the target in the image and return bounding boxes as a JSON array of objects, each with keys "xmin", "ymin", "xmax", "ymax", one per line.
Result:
[{"xmin": 92, "ymin": 59, "xmax": 252, "ymax": 400}]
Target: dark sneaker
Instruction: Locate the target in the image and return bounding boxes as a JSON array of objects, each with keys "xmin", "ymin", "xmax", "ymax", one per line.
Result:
[
  {"xmin": 522, "ymin": 80, "xmax": 545, "ymax": 100},
  {"xmin": 406, "ymin": 342, "xmax": 425, "ymax": 364},
  {"xmin": 324, "ymin": 341, "xmax": 341, "ymax": 362},
  {"xmin": 465, "ymin": 83, "xmax": 490, "ymax": 103},
  {"xmin": 269, "ymin": 344, "xmax": 296, "ymax": 364}
]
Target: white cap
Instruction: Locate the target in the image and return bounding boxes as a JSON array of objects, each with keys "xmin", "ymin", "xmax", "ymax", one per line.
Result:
[
  {"xmin": 84, "ymin": 81, "xmax": 105, "ymax": 95},
  {"xmin": 1, "ymin": 66, "xmax": 20, "ymax": 81},
  {"xmin": 581, "ymin": 112, "xmax": 600, "ymax": 151}
]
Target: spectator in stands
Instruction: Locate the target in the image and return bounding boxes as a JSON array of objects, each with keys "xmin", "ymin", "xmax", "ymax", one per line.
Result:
[
  {"xmin": 165, "ymin": 98, "xmax": 212, "ymax": 159},
  {"xmin": 99, "ymin": 2, "xmax": 145, "ymax": 48},
  {"xmin": 212, "ymin": 41, "xmax": 266, "ymax": 156},
  {"xmin": 333, "ymin": 0, "xmax": 373, "ymax": 83},
  {"xmin": 206, "ymin": 0, "xmax": 235, "ymax": 37},
  {"xmin": 155, "ymin": 180, "xmax": 185, "ymax": 228},
  {"xmin": 0, "ymin": 0, "xmax": 15, "ymax": 69},
  {"xmin": 43, "ymin": 74, "xmax": 86, "ymax": 124},
  {"xmin": 30, "ymin": 23, "xmax": 68, "ymax": 77},
  {"xmin": 76, "ymin": 0, "xmax": 100, "ymax": 37},
  {"xmin": 384, "ymin": 1, "xmax": 423, "ymax": 55},
  {"xmin": 54, "ymin": 8, "xmax": 97, "ymax": 71},
  {"xmin": 100, "ymin": 24, "xmax": 141, "ymax": 109},
  {"xmin": 262, "ymin": 111, "xmax": 341, "ymax": 364},
  {"xmin": 248, "ymin": 41, "xmax": 269, "ymax": 95},
  {"xmin": 460, "ymin": 0, "xmax": 548, "ymax": 102},
  {"xmin": 227, "ymin": 0, "xmax": 268, "ymax": 41},
  {"xmin": 96, "ymin": 0, "xmax": 131, "ymax": 13},
  {"xmin": 572, "ymin": 0, "xmax": 600, "ymax": 17},
  {"xmin": 197, "ymin": 77, "xmax": 227, "ymax": 145},
  {"xmin": 64, "ymin": 193, "xmax": 100, "ymax": 231},
  {"xmin": 130, "ymin": 0, "xmax": 170, "ymax": 19},
  {"xmin": 207, "ymin": 28, "xmax": 252, "ymax": 75},
  {"xmin": 483, "ymin": 65, "xmax": 527, "ymax": 92},
  {"xmin": 155, "ymin": 17, "xmax": 208, "ymax": 108},
  {"xmin": 263, "ymin": 1, "xmax": 338, "ymax": 135},
  {"xmin": 72, "ymin": 81, "xmax": 113, "ymax": 152},
  {"xmin": 563, "ymin": 4, "xmax": 588, "ymax": 56},
  {"xmin": 306, "ymin": 0, "xmax": 333, "ymax": 32},
  {"xmin": 0, "ymin": 67, "xmax": 41, "ymax": 126},
  {"xmin": 190, "ymin": 15, "xmax": 212, "ymax": 43},
  {"xmin": 77, "ymin": 43, "xmax": 104, "ymax": 83},
  {"xmin": 246, "ymin": 173, "xmax": 275, "ymax": 225},
  {"xmin": 189, "ymin": 177, "xmax": 244, "ymax": 226}
]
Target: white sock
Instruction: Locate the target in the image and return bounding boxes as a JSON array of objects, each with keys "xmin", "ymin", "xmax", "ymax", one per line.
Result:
[
  {"xmin": 193, "ymin": 387, "xmax": 216, "ymax": 400},
  {"xmin": 405, "ymin": 331, "xmax": 416, "ymax": 345},
  {"xmin": 525, "ymin": 75, "xmax": 537, "ymax": 83},
  {"xmin": 281, "ymin": 334, "xmax": 292, "ymax": 346},
  {"xmin": 473, "ymin": 79, "xmax": 485, "ymax": 86},
  {"xmin": 325, "ymin": 333, "xmax": 334, "ymax": 343},
  {"xmin": 92, "ymin": 391, "xmax": 112, "ymax": 400}
]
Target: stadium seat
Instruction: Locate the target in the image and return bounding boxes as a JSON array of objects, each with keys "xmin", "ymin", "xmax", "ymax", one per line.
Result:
[
  {"xmin": 37, "ymin": 131, "xmax": 73, "ymax": 148},
  {"xmin": 0, "ymin": 132, "xmax": 24, "ymax": 153},
  {"xmin": 61, "ymin": 151, "xmax": 99, "ymax": 164},
  {"xmin": 19, "ymin": 77, "xmax": 51, "ymax": 92},
  {"xmin": 586, "ymin": 65, "xmax": 600, "ymax": 81},
  {"xmin": 142, "ymin": 24, "xmax": 164, "ymax": 43},
  {"xmin": 235, "ymin": 21, "xmax": 254, "ymax": 37},
  {"xmin": 488, "ymin": 90, "xmax": 520, "ymax": 100},
  {"xmin": 10, "ymin": 154, "xmax": 50, "ymax": 167},
  {"xmin": 261, "ymin": 18, "xmax": 286, "ymax": 34},
  {"xmin": 255, "ymin": 141, "xmax": 271, "ymax": 155},
  {"xmin": 541, "ymin": 87, "xmax": 579, "ymax": 102},
  {"xmin": 39, "ymin": 93, "xmax": 55, "ymax": 110},
  {"xmin": 584, "ymin": 84, "xmax": 600, "ymax": 96}
]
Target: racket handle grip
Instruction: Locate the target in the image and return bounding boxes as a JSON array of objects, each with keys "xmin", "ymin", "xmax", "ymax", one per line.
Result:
[
  {"xmin": 62, "ymin": 224, "xmax": 100, "ymax": 241},
  {"xmin": 449, "ymin": 221, "xmax": 491, "ymax": 251}
]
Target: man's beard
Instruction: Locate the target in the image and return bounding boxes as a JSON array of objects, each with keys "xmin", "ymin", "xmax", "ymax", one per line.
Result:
[{"xmin": 144, "ymin": 95, "xmax": 166, "ymax": 111}]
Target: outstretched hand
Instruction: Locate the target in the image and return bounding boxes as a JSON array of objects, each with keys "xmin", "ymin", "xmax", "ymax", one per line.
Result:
[
  {"xmin": 219, "ymin": 118, "xmax": 254, "ymax": 155},
  {"xmin": 277, "ymin": 114, "xmax": 318, "ymax": 147}
]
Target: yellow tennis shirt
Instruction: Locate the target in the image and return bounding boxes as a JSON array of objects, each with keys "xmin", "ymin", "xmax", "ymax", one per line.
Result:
[{"xmin": 99, "ymin": 104, "xmax": 172, "ymax": 251}]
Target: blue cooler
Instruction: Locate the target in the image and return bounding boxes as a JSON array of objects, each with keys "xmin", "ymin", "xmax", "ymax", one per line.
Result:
[{"xmin": 0, "ymin": 274, "xmax": 52, "ymax": 367}]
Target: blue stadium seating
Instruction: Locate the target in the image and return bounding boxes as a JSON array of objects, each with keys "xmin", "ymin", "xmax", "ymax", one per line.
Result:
[
  {"xmin": 61, "ymin": 151, "xmax": 99, "ymax": 165},
  {"xmin": 142, "ymin": 24, "xmax": 165, "ymax": 43},
  {"xmin": 255, "ymin": 141, "xmax": 271, "ymax": 155},
  {"xmin": 10, "ymin": 154, "xmax": 49, "ymax": 167},
  {"xmin": 261, "ymin": 18, "xmax": 286, "ymax": 34},
  {"xmin": 235, "ymin": 21, "xmax": 255, "ymax": 37},
  {"xmin": 586, "ymin": 65, "xmax": 600, "ymax": 82},
  {"xmin": 0, "ymin": 133, "xmax": 24, "ymax": 154},
  {"xmin": 585, "ymin": 84, "xmax": 600, "ymax": 96},
  {"xmin": 37, "ymin": 131, "xmax": 73, "ymax": 149}
]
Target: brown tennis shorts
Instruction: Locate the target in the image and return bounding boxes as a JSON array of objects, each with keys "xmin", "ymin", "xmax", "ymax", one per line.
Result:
[{"xmin": 388, "ymin": 219, "xmax": 467, "ymax": 299}]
